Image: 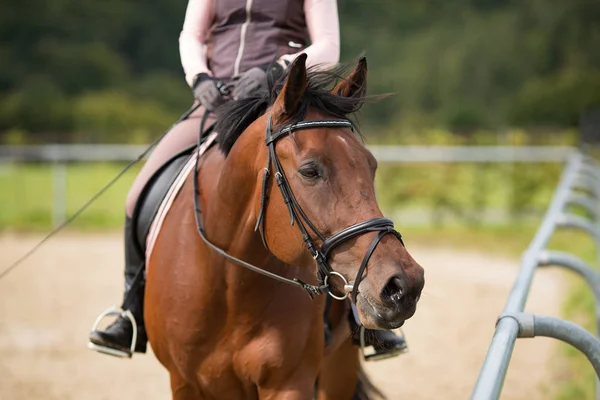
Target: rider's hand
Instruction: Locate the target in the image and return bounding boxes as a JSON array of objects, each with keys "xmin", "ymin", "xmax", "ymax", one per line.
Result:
[
  {"xmin": 192, "ymin": 73, "xmax": 226, "ymax": 112},
  {"xmin": 231, "ymin": 67, "xmax": 269, "ymax": 100},
  {"xmin": 268, "ymin": 59, "xmax": 290, "ymax": 83}
]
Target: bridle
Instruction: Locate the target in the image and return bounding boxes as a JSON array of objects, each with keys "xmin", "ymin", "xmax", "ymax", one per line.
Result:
[{"xmin": 193, "ymin": 113, "xmax": 404, "ymax": 302}]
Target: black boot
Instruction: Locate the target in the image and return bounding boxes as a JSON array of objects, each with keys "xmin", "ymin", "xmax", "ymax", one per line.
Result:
[
  {"xmin": 347, "ymin": 302, "xmax": 408, "ymax": 361},
  {"xmin": 88, "ymin": 216, "xmax": 148, "ymax": 357}
]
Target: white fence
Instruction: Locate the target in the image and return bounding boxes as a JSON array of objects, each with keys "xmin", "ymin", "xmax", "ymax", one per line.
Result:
[
  {"xmin": 0, "ymin": 144, "xmax": 577, "ymax": 226},
  {"xmin": 0, "ymin": 144, "xmax": 576, "ymax": 163}
]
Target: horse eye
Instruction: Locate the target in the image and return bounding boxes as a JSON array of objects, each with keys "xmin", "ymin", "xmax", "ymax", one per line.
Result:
[{"xmin": 299, "ymin": 167, "xmax": 320, "ymax": 179}]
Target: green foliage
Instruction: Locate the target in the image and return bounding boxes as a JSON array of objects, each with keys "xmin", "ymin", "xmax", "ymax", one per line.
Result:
[
  {"xmin": 0, "ymin": 76, "xmax": 74, "ymax": 137},
  {"xmin": 375, "ymin": 161, "xmax": 562, "ymax": 227},
  {"xmin": 445, "ymin": 105, "xmax": 489, "ymax": 134},
  {"xmin": 343, "ymin": 0, "xmax": 600, "ymax": 132},
  {"xmin": 72, "ymin": 91, "xmax": 179, "ymax": 143},
  {"xmin": 509, "ymin": 69, "xmax": 600, "ymax": 127},
  {"xmin": 1, "ymin": 0, "xmax": 599, "ymax": 141}
]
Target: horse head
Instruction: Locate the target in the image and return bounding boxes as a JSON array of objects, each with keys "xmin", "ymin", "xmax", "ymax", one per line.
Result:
[{"xmin": 241, "ymin": 54, "xmax": 425, "ymax": 330}]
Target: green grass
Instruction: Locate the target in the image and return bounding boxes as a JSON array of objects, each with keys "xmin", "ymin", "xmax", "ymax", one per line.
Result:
[
  {"xmin": 0, "ymin": 161, "xmax": 565, "ymax": 231},
  {"xmin": 0, "ymin": 162, "xmax": 140, "ymax": 230},
  {"xmin": 554, "ymin": 275, "xmax": 597, "ymax": 399}
]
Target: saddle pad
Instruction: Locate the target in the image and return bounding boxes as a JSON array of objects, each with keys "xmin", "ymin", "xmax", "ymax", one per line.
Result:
[{"xmin": 145, "ymin": 132, "xmax": 217, "ymax": 264}]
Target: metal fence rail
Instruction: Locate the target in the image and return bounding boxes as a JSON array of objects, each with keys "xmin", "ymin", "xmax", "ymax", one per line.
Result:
[{"xmin": 470, "ymin": 150, "xmax": 600, "ymax": 399}]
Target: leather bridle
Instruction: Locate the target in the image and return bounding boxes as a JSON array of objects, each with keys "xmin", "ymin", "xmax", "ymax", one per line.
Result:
[{"xmin": 193, "ymin": 113, "xmax": 404, "ymax": 302}]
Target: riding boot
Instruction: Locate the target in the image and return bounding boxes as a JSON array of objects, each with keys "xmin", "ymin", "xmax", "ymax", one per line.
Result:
[
  {"xmin": 88, "ymin": 215, "xmax": 148, "ymax": 356},
  {"xmin": 347, "ymin": 302, "xmax": 408, "ymax": 361}
]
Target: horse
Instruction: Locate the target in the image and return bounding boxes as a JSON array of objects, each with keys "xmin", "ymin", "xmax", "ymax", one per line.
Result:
[{"xmin": 144, "ymin": 54, "xmax": 425, "ymax": 400}]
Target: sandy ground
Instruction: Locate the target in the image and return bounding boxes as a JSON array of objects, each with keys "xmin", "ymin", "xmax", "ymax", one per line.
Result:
[{"xmin": 0, "ymin": 233, "xmax": 566, "ymax": 400}]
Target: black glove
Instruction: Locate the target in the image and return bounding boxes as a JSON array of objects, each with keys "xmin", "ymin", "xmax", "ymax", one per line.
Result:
[
  {"xmin": 231, "ymin": 67, "xmax": 269, "ymax": 100},
  {"xmin": 267, "ymin": 60, "xmax": 289, "ymax": 83},
  {"xmin": 193, "ymin": 73, "xmax": 226, "ymax": 111}
]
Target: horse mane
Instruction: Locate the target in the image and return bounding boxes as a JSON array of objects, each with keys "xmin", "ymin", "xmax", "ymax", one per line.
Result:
[{"xmin": 214, "ymin": 62, "xmax": 372, "ymax": 156}]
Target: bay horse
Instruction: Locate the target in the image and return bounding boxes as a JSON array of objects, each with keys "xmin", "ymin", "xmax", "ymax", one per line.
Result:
[{"xmin": 144, "ymin": 55, "xmax": 425, "ymax": 399}]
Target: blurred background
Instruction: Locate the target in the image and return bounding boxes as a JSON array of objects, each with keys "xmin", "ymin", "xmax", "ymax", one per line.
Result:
[
  {"xmin": 1, "ymin": 0, "xmax": 599, "ymax": 229},
  {"xmin": 1, "ymin": 1, "xmax": 600, "ymax": 399}
]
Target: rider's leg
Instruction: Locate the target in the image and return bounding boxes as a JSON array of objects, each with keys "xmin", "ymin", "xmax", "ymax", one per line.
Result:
[
  {"xmin": 88, "ymin": 214, "xmax": 147, "ymax": 354},
  {"xmin": 89, "ymin": 105, "xmax": 213, "ymax": 356},
  {"xmin": 124, "ymin": 105, "xmax": 212, "ymax": 218}
]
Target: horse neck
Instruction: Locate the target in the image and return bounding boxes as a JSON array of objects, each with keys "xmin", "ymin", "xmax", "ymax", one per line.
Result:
[
  {"xmin": 202, "ymin": 120, "xmax": 318, "ymax": 305},
  {"xmin": 204, "ymin": 122, "xmax": 279, "ymax": 280},
  {"xmin": 204, "ymin": 121, "xmax": 264, "ymax": 242}
]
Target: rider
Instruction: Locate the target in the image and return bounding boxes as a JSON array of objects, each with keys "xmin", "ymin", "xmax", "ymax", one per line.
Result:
[{"xmin": 89, "ymin": 0, "xmax": 407, "ymax": 360}]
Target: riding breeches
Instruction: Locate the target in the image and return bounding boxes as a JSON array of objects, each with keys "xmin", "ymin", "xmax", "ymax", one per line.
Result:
[{"xmin": 125, "ymin": 104, "xmax": 214, "ymax": 217}]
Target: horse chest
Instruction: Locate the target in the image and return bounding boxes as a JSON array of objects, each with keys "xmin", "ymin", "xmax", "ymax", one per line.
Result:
[{"xmin": 193, "ymin": 329, "xmax": 314, "ymax": 398}]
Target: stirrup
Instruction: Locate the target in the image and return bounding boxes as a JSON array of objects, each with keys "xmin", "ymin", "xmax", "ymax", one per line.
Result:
[
  {"xmin": 359, "ymin": 326, "xmax": 409, "ymax": 362},
  {"xmin": 87, "ymin": 306, "xmax": 138, "ymax": 358}
]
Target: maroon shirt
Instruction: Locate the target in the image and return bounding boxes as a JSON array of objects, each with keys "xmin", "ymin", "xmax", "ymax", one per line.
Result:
[
  {"xmin": 179, "ymin": 0, "xmax": 341, "ymax": 85},
  {"xmin": 208, "ymin": 0, "xmax": 309, "ymax": 79}
]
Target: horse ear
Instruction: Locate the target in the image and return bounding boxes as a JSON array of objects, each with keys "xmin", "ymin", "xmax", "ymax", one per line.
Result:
[
  {"xmin": 332, "ymin": 56, "xmax": 368, "ymax": 98},
  {"xmin": 272, "ymin": 54, "xmax": 308, "ymax": 124}
]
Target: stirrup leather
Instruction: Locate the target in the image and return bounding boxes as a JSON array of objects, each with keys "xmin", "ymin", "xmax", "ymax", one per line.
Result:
[
  {"xmin": 87, "ymin": 306, "xmax": 138, "ymax": 358},
  {"xmin": 358, "ymin": 326, "xmax": 409, "ymax": 361}
]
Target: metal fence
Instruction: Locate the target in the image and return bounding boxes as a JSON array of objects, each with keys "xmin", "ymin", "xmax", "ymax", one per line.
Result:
[{"xmin": 470, "ymin": 149, "xmax": 600, "ymax": 399}]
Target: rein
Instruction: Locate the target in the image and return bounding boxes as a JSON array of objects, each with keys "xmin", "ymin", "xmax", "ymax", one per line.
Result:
[{"xmin": 193, "ymin": 112, "xmax": 404, "ymax": 301}]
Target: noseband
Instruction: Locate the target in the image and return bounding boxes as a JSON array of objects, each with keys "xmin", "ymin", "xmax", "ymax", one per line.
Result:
[{"xmin": 193, "ymin": 113, "xmax": 404, "ymax": 302}]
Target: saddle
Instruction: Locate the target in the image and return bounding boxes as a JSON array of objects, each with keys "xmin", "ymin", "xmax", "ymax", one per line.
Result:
[
  {"xmin": 131, "ymin": 135, "xmax": 216, "ymax": 260},
  {"xmin": 131, "ymin": 146, "xmax": 195, "ymax": 256}
]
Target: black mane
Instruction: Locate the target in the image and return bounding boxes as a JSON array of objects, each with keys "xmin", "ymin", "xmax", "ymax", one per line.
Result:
[{"xmin": 214, "ymin": 63, "xmax": 371, "ymax": 156}]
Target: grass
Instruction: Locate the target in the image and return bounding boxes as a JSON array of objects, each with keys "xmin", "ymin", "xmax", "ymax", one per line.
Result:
[
  {"xmin": 0, "ymin": 161, "xmax": 565, "ymax": 231},
  {"xmin": 0, "ymin": 161, "xmax": 597, "ymax": 398},
  {"xmin": 554, "ymin": 273, "xmax": 597, "ymax": 399},
  {"xmin": 0, "ymin": 162, "xmax": 140, "ymax": 230}
]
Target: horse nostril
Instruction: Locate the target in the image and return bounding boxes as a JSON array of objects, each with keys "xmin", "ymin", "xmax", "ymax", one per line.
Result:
[{"xmin": 382, "ymin": 276, "xmax": 405, "ymax": 304}]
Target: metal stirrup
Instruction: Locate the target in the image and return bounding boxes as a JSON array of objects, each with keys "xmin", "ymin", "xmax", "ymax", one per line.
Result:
[{"xmin": 87, "ymin": 306, "xmax": 138, "ymax": 358}]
